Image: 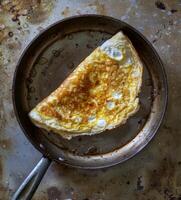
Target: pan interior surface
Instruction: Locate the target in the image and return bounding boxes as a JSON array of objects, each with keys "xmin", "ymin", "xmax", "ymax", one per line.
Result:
[
  {"xmin": 27, "ymin": 30, "xmax": 152, "ymax": 155},
  {"xmin": 13, "ymin": 16, "xmax": 167, "ymax": 168}
]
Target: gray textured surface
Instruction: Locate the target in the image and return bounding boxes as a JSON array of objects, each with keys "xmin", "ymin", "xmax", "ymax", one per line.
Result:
[{"xmin": 0, "ymin": 0, "xmax": 180, "ymax": 199}]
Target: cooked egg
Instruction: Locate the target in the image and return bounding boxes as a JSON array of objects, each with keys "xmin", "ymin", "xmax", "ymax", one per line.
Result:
[
  {"xmin": 88, "ymin": 115, "xmax": 96, "ymax": 123},
  {"xmin": 29, "ymin": 31, "xmax": 143, "ymax": 139},
  {"xmin": 112, "ymin": 92, "xmax": 122, "ymax": 100},
  {"xmin": 97, "ymin": 119, "xmax": 107, "ymax": 127},
  {"xmin": 107, "ymin": 101, "xmax": 115, "ymax": 110}
]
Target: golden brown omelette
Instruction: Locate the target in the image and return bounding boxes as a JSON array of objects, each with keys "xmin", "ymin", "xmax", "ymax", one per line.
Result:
[{"xmin": 29, "ymin": 31, "xmax": 143, "ymax": 139}]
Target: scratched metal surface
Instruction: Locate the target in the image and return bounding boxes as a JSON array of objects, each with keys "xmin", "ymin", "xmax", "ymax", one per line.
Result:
[{"xmin": 0, "ymin": 0, "xmax": 180, "ymax": 199}]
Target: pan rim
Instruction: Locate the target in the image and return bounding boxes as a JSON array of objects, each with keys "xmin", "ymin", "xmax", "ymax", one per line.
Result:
[{"xmin": 12, "ymin": 14, "xmax": 168, "ymax": 169}]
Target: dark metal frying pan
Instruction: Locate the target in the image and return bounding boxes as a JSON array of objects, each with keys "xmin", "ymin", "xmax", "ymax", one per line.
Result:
[{"xmin": 12, "ymin": 15, "xmax": 168, "ymax": 200}]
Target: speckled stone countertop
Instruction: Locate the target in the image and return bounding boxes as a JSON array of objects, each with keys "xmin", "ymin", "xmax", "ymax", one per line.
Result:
[{"xmin": 0, "ymin": 0, "xmax": 180, "ymax": 199}]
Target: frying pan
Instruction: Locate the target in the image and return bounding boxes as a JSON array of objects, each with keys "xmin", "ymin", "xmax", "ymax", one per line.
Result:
[{"xmin": 12, "ymin": 15, "xmax": 168, "ymax": 200}]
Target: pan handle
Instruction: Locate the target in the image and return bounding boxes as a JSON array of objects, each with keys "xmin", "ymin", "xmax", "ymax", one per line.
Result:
[{"xmin": 12, "ymin": 157, "xmax": 51, "ymax": 200}]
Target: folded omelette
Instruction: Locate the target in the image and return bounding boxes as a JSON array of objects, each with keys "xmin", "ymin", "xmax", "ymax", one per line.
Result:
[{"xmin": 29, "ymin": 31, "xmax": 143, "ymax": 139}]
